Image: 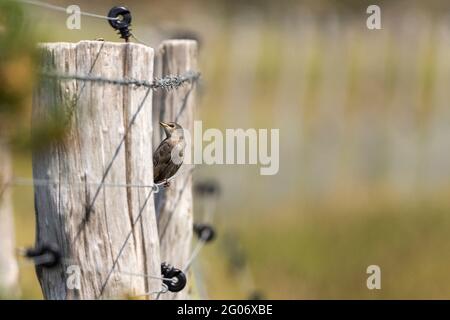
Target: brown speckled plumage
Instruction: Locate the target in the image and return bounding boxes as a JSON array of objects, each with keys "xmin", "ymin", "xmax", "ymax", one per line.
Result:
[{"xmin": 153, "ymin": 122, "xmax": 186, "ymax": 184}]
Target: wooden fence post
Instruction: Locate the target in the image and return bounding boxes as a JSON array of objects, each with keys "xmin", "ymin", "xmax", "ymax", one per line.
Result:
[
  {"xmin": 0, "ymin": 141, "xmax": 19, "ymax": 297},
  {"xmin": 32, "ymin": 41, "xmax": 161, "ymax": 299},
  {"xmin": 153, "ymin": 40, "xmax": 198, "ymax": 299}
]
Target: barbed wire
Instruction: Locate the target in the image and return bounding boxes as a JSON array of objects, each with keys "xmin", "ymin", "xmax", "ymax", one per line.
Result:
[
  {"xmin": 16, "ymin": 0, "xmax": 120, "ymax": 21},
  {"xmin": 40, "ymin": 70, "xmax": 201, "ymax": 91}
]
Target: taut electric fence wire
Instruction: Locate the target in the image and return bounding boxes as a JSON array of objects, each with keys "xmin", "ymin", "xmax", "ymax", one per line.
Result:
[
  {"xmin": 13, "ymin": 177, "xmax": 160, "ymax": 190},
  {"xmin": 65, "ymin": 41, "xmax": 106, "ymax": 124},
  {"xmin": 16, "ymin": 245, "xmax": 179, "ymax": 299},
  {"xmin": 182, "ymin": 182, "xmax": 220, "ymax": 272},
  {"xmin": 97, "ymin": 187, "xmax": 155, "ymax": 297},
  {"xmin": 12, "ymin": 175, "xmax": 219, "ymax": 299},
  {"xmin": 16, "ymin": 1, "xmax": 154, "ymax": 44},
  {"xmin": 75, "ymin": 87, "xmax": 150, "ymax": 239},
  {"xmin": 16, "ymin": 0, "xmax": 120, "ymax": 21},
  {"xmin": 9, "ymin": 165, "xmax": 193, "ymax": 191}
]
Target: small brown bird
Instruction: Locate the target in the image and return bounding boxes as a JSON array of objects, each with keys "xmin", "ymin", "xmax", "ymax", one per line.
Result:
[{"xmin": 153, "ymin": 121, "xmax": 186, "ymax": 185}]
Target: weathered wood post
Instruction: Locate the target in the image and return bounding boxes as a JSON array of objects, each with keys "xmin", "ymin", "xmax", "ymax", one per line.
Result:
[
  {"xmin": 0, "ymin": 141, "xmax": 19, "ymax": 297},
  {"xmin": 32, "ymin": 41, "xmax": 161, "ymax": 299},
  {"xmin": 153, "ymin": 40, "xmax": 198, "ymax": 299}
]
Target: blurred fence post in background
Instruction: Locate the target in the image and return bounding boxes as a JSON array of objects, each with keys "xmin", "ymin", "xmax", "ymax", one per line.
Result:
[
  {"xmin": 153, "ymin": 40, "xmax": 197, "ymax": 299},
  {"xmin": 0, "ymin": 142, "xmax": 19, "ymax": 297},
  {"xmin": 32, "ymin": 41, "xmax": 161, "ymax": 299}
]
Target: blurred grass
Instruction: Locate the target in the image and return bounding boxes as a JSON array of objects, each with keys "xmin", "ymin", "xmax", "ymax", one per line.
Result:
[
  {"xmin": 11, "ymin": 153, "xmax": 42, "ymax": 299},
  {"xmin": 203, "ymin": 200, "xmax": 450, "ymax": 299}
]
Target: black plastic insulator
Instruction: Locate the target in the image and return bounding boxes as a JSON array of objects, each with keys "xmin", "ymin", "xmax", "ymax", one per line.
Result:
[
  {"xmin": 193, "ymin": 223, "xmax": 216, "ymax": 243},
  {"xmin": 107, "ymin": 6, "xmax": 132, "ymax": 42},
  {"xmin": 194, "ymin": 180, "xmax": 220, "ymax": 197},
  {"xmin": 248, "ymin": 290, "xmax": 265, "ymax": 300},
  {"xmin": 25, "ymin": 243, "xmax": 61, "ymax": 268},
  {"xmin": 161, "ymin": 262, "xmax": 187, "ymax": 293}
]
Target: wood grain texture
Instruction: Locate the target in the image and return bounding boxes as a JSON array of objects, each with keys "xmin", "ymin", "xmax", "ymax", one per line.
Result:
[
  {"xmin": 153, "ymin": 40, "xmax": 198, "ymax": 299},
  {"xmin": 32, "ymin": 41, "xmax": 161, "ymax": 299},
  {"xmin": 0, "ymin": 141, "xmax": 19, "ymax": 297}
]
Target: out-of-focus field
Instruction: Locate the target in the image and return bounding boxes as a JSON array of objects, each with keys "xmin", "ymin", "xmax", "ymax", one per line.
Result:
[{"xmin": 6, "ymin": 0, "xmax": 450, "ymax": 299}]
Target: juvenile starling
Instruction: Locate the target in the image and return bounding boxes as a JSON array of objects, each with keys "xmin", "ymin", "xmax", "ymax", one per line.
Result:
[{"xmin": 153, "ymin": 121, "xmax": 186, "ymax": 185}]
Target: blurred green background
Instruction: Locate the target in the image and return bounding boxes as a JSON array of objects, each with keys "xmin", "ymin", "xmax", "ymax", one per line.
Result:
[{"xmin": 2, "ymin": 0, "xmax": 450, "ymax": 299}]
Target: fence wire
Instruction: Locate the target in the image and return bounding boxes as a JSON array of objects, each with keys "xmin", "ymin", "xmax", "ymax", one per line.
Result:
[
  {"xmin": 17, "ymin": 251, "xmax": 172, "ymax": 299},
  {"xmin": 41, "ymin": 70, "xmax": 201, "ymax": 91},
  {"xmin": 16, "ymin": 0, "xmax": 119, "ymax": 21},
  {"xmin": 13, "ymin": 167, "xmax": 215, "ymax": 300},
  {"xmin": 5, "ymin": 0, "xmax": 208, "ymax": 300}
]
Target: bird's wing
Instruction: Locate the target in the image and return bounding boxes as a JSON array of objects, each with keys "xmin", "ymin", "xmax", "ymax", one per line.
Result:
[{"xmin": 153, "ymin": 140, "xmax": 175, "ymax": 182}]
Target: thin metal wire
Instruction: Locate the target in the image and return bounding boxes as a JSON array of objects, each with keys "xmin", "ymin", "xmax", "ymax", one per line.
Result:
[
  {"xmin": 65, "ymin": 41, "xmax": 106, "ymax": 124},
  {"xmin": 74, "ymin": 87, "xmax": 153, "ymax": 244},
  {"xmin": 203, "ymin": 196, "xmax": 218, "ymax": 224},
  {"xmin": 130, "ymin": 32, "xmax": 151, "ymax": 47},
  {"xmin": 59, "ymin": 257, "xmax": 174, "ymax": 282},
  {"xmin": 98, "ymin": 187, "xmax": 155, "ymax": 297},
  {"xmin": 16, "ymin": 0, "xmax": 120, "ymax": 21},
  {"xmin": 183, "ymin": 239, "xmax": 206, "ymax": 273},
  {"xmin": 157, "ymin": 165, "xmax": 196, "ymax": 237},
  {"xmin": 40, "ymin": 70, "xmax": 201, "ymax": 91},
  {"xmin": 0, "ymin": 180, "xmax": 11, "ymax": 201},
  {"xmin": 131, "ymin": 283, "xmax": 169, "ymax": 299},
  {"xmin": 182, "ymin": 187, "xmax": 219, "ymax": 273},
  {"xmin": 12, "ymin": 177, "xmax": 160, "ymax": 191},
  {"xmin": 115, "ymin": 270, "xmax": 173, "ymax": 282},
  {"xmin": 17, "ymin": 251, "xmax": 173, "ymax": 282},
  {"xmin": 175, "ymin": 85, "xmax": 195, "ymax": 123},
  {"xmin": 155, "ymin": 284, "xmax": 169, "ymax": 300},
  {"xmin": 9, "ymin": 165, "xmax": 192, "ymax": 191},
  {"xmin": 17, "ymin": 257, "xmax": 172, "ymax": 301}
]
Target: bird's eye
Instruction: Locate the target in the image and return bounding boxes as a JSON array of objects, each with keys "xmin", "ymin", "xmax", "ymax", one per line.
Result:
[{"xmin": 170, "ymin": 124, "xmax": 175, "ymax": 128}]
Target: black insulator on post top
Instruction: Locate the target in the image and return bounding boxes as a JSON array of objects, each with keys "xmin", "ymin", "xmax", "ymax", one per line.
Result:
[{"xmin": 107, "ymin": 6, "xmax": 132, "ymax": 42}]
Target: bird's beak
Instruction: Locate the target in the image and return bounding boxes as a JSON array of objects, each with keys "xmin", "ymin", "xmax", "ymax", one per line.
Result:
[{"xmin": 159, "ymin": 121, "xmax": 169, "ymax": 128}]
